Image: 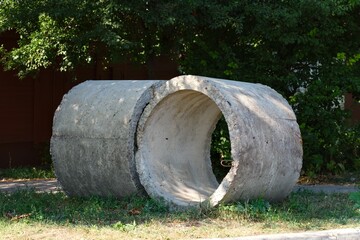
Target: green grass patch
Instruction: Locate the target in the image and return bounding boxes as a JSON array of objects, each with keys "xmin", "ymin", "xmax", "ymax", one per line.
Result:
[
  {"xmin": 0, "ymin": 190, "xmax": 359, "ymax": 239},
  {"xmin": 350, "ymin": 191, "xmax": 360, "ymax": 213},
  {"xmin": 0, "ymin": 167, "xmax": 55, "ymax": 180}
]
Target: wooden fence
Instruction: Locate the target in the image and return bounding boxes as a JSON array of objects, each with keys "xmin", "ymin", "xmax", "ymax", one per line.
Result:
[{"xmin": 0, "ymin": 31, "xmax": 179, "ymax": 168}]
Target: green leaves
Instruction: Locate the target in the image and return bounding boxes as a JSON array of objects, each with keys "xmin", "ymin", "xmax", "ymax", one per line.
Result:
[
  {"xmin": 211, "ymin": 116, "xmax": 231, "ymax": 182},
  {"xmin": 181, "ymin": 0, "xmax": 360, "ymax": 175},
  {"xmin": 0, "ymin": 0, "xmax": 136, "ymax": 76}
]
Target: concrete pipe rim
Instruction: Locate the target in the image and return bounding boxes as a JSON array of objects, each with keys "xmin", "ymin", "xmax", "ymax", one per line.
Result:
[
  {"xmin": 135, "ymin": 86, "xmax": 239, "ymax": 208},
  {"xmin": 136, "ymin": 75, "xmax": 302, "ymax": 209}
]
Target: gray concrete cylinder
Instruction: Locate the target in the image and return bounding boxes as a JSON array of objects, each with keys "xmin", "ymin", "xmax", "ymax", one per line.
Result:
[
  {"xmin": 136, "ymin": 75, "xmax": 303, "ymax": 208},
  {"xmin": 51, "ymin": 80, "xmax": 164, "ymax": 197}
]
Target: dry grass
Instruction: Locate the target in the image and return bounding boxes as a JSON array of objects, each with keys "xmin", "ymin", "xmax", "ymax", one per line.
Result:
[
  {"xmin": 1, "ymin": 219, "xmax": 359, "ymax": 240},
  {"xmin": 1, "ymin": 168, "xmax": 359, "ymax": 239},
  {"xmin": 0, "ymin": 189, "xmax": 359, "ymax": 240}
]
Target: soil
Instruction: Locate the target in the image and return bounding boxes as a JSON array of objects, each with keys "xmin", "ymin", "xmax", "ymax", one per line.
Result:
[{"xmin": 298, "ymin": 171, "xmax": 360, "ymax": 185}]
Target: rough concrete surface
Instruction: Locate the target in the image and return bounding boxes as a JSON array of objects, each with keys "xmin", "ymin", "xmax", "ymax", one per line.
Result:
[
  {"xmin": 136, "ymin": 75, "xmax": 303, "ymax": 208},
  {"xmin": 51, "ymin": 80, "xmax": 164, "ymax": 198}
]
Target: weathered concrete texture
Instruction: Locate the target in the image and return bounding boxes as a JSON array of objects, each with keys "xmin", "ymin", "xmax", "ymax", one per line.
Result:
[
  {"xmin": 136, "ymin": 75, "xmax": 303, "ymax": 208},
  {"xmin": 51, "ymin": 80, "xmax": 164, "ymax": 197}
]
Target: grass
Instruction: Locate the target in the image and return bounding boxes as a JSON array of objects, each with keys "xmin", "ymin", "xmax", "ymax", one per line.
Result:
[
  {"xmin": 0, "ymin": 167, "xmax": 55, "ymax": 180},
  {"xmin": 1, "ymin": 165, "xmax": 359, "ymax": 184},
  {"xmin": 0, "ymin": 167, "xmax": 359, "ymax": 239},
  {"xmin": 0, "ymin": 189, "xmax": 359, "ymax": 239}
]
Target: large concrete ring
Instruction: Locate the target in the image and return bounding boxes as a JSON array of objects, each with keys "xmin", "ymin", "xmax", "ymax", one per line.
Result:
[
  {"xmin": 136, "ymin": 75, "xmax": 303, "ymax": 208},
  {"xmin": 51, "ymin": 80, "xmax": 164, "ymax": 197}
]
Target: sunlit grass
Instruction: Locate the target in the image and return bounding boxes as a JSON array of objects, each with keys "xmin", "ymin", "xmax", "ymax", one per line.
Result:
[{"xmin": 0, "ymin": 189, "xmax": 359, "ymax": 239}]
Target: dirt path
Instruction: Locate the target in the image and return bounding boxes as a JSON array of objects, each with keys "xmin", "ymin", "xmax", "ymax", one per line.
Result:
[
  {"xmin": 0, "ymin": 179, "xmax": 358, "ymax": 194},
  {"xmin": 0, "ymin": 179, "xmax": 61, "ymax": 193}
]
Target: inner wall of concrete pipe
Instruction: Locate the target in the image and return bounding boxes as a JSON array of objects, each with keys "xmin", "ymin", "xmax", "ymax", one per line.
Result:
[{"xmin": 138, "ymin": 90, "xmax": 231, "ymax": 206}]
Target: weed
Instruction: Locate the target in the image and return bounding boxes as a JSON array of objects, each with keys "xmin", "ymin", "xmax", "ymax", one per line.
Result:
[
  {"xmin": 349, "ymin": 191, "xmax": 360, "ymax": 213},
  {"xmin": 0, "ymin": 190, "xmax": 359, "ymax": 239},
  {"xmin": 142, "ymin": 197, "xmax": 168, "ymax": 214},
  {"xmin": 218, "ymin": 198, "xmax": 271, "ymax": 220},
  {"xmin": 112, "ymin": 220, "xmax": 137, "ymax": 231},
  {"xmin": 0, "ymin": 167, "xmax": 55, "ymax": 180}
]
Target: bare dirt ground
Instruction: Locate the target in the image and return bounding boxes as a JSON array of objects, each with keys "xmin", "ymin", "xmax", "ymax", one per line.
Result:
[{"xmin": 0, "ymin": 178, "xmax": 358, "ymax": 194}]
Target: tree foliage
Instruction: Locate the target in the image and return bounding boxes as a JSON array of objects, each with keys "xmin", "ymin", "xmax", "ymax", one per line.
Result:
[{"xmin": 1, "ymin": 0, "xmax": 360, "ymax": 175}]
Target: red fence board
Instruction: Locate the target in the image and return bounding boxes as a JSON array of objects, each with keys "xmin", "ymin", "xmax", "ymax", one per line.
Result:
[
  {"xmin": 345, "ymin": 93, "xmax": 360, "ymax": 125},
  {"xmin": 0, "ymin": 31, "xmax": 179, "ymax": 167}
]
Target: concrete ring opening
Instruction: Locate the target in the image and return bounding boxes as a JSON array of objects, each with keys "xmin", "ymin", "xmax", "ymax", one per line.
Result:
[
  {"xmin": 136, "ymin": 89, "xmax": 234, "ymax": 207},
  {"xmin": 51, "ymin": 75, "xmax": 302, "ymax": 207},
  {"xmin": 136, "ymin": 75, "xmax": 303, "ymax": 209}
]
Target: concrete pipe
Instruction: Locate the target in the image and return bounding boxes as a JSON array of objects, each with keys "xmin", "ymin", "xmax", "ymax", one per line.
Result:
[
  {"xmin": 51, "ymin": 80, "xmax": 164, "ymax": 197},
  {"xmin": 136, "ymin": 75, "xmax": 303, "ymax": 208}
]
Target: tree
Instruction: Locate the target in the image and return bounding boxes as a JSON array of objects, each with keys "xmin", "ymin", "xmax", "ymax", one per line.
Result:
[
  {"xmin": 1, "ymin": 0, "xmax": 360, "ymax": 174},
  {"xmin": 179, "ymin": 0, "xmax": 360, "ymax": 175}
]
